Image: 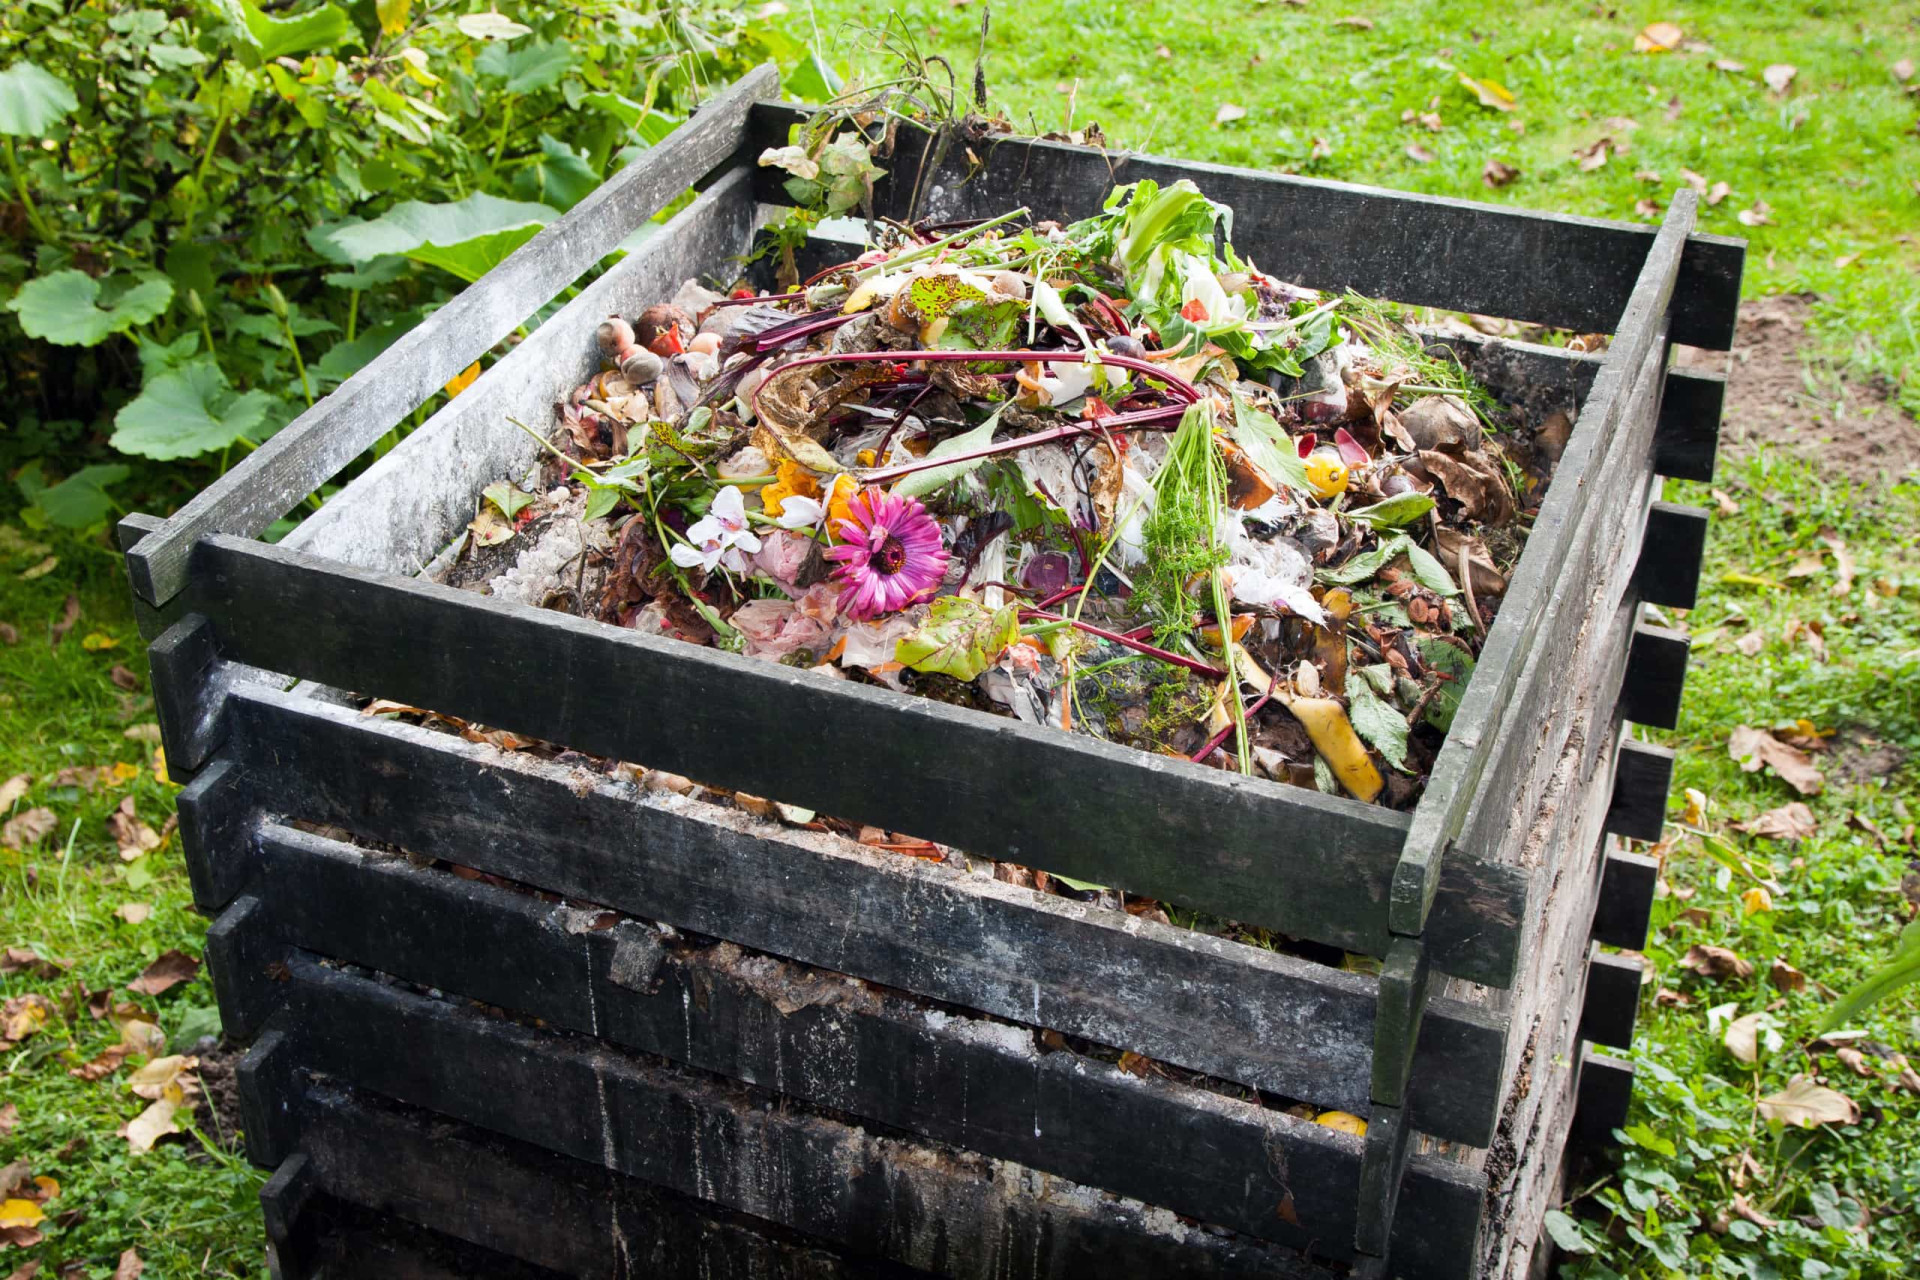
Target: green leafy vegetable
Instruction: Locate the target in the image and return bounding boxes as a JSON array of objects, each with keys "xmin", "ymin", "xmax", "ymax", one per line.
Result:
[
  {"xmin": 890, "ymin": 409, "xmax": 1005, "ymax": 499},
  {"xmin": 1348, "ymin": 492, "xmax": 1437, "ymax": 529},
  {"xmin": 895, "ymin": 596, "xmax": 1021, "ymax": 681},
  {"xmin": 484, "ymin": 482, "xmax": 536, "ymax": 520},
  {"xmin": 1345, "ymin": 671, "xmax": 1411, "ymax": 771},
  {"xmin": 1416, "ymin": 638, "xmax": 1476, "ymax": 732}
]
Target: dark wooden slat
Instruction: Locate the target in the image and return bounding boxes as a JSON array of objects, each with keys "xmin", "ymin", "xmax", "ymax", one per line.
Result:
[
  {"xmin": 1634, "ymin": 502, "xmax": 1710, "ymax": 611},
  {"xmin": 1618, "ymin": 623, "xmax": 1690, "ymax": 730},
  {"xmin": 1569, "ymin": 1047, "xmax": 1635, "ymax": 1152},
  {"xmin": 748, "ymin": 105, "xmax": 1744, "ymax": 350},
  {"xmin": 1352, "ymin": 1102, "xmax": 1411, "ymax": 1258},
  {"xmin": 237, "ymin": 1024, "xmax": 298, "ymax": 1168},
  {"xmin": 217, "ymin": 822, "xmax": 1484, "ymax": 1269},
  {"xmin": 1393, "ymin": 193, "xmax": 1698, "ymax": 939},
  {"xmin": 272, "ymin": 958, "xmax": 1350, "ymax": 1280},
  {"xmin": 1579, "ymin": 947, "xmax": 1644, "ymax": 1050},
  {"xmin": 1656, "ymin": 368, "xmax": 1726, "ymax": 482},
  {"xmin": 1592, "ymin": 850, "xmax": 1660, "ymax": 950},
  {"xmin": 257, "ymin": 1153, "xmax": 318, "ymax": 1260},
  {"xmin": 180, "ymin": 537, "xmax": 1526, "ymax": 984},
  {"xmin": 1605, "ymin": 739, "xmax": 1675, "ymax": 844},
  {"xmin": 205, "ymin": 894, "xmax": 279, "ymax": 1043},
  {"xmin": 1370, "ymin": 936, "xmax": 1431, "ymax": 1108},
  {"xmin": 147, "ymin": 614, "xmax": 224, "ymax": 780},
  {"xmin": 283, "ymin": 166, "xmax": 766, "ymax": 580},
  {"xmin": 266, "ymin": 1189, "xmax": 574, "ymax": 1280},
  {"xmin": 175, "ymin": 758, "xmax": 252, "ymax": 912},
  {"xmin": 214, "ymin": 686, "xmax": 1507, "ymax": 1147},
  {"xmin": 122, "ymin": 67, "xmax": 778, "ymax": 608}
]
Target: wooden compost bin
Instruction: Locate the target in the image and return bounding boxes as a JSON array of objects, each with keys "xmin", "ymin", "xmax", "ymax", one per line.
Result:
[{"xmin": 120, "ymin": 65, "xmax": 1742, "ymax": 1279}]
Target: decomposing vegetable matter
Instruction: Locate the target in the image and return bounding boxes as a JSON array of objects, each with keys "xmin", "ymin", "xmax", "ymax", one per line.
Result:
[{"xmin": 455, "ymin": 169, "xmax": 1572, "ymax": 815}]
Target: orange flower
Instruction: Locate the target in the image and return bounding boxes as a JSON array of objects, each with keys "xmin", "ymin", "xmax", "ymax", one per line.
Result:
[
  {"xmin": 759, "ymin": 460, "xmax": 821, "ymax": 519},
  {"xmin": 822, "ymin": 475, "xmax": 862, "ymax": 542}
]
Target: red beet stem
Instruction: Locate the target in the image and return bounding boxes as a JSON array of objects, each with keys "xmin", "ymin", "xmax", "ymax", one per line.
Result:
[
  {"xmin": 1189, "ymin": 687, "xmax": 1275, "ymax": 763},
  {"xmin": 1019, "ymin": 609, "xmax": 1226, "ymax": 679}
]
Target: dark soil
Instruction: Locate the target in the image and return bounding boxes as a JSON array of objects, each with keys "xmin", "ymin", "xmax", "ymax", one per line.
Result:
[
  {"xmin": 1827, "ymin": 725, "xmax": 1909, "ymax": 790},
  {"xmin": 194, "ymin": 1040, "xmax": 247, "ymax": 1151},
  {"xmin": 1676, "ymin": 294, "xmax": 1920, "ymax": 487}
]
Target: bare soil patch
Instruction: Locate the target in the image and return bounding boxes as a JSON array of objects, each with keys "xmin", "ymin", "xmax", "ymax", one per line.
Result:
[{"xmin": 1677, "ymin": 294, "xmax": 1920, "ymax": 487}]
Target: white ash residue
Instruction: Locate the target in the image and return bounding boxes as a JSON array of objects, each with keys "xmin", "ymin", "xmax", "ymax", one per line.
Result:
[{"xmin": 487, "ymin": 488, "xmax": 614, "ymax": 607}]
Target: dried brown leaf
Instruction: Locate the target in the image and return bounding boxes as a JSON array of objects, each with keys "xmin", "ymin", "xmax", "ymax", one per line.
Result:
[
  {"xmin": 126, "ymin": 949, "xmax": 200, "ymax": 997},
  {"xmin": 1893, "ymin": 58, "xmax": 1914, "ymax": 83},
  {"xmin": 107, "ymin": 797, "xmax": 161, "ymax": 862},
  {"xmin": 1734, "ymin": 801, "xmax": 1816, "ymax": 841},
  {"xmin": 0, "ymin": 774, "xmax": 28, "ymax": 810},
  {"xmin": 1768, "ymin": 958, "xmax": 1807, "ymax": 992},
  {"xmin": 1482, "ymin": 158, "xmax": 1520, "ymax": 188},
  {"xmin": 1737, "ymin": 200, "xmax": 1773, "ymax": 227},
  {"xmin": 1333, "ymin": 15, "xmax": 1373, "ymax": 28},
  {"xmin": 1405, "ymin": 142, "xmax": 1434, "ymax": 164},
  {"xmin": 1707, "ymin": 180, "xmax": 1731, "ymax": 205},
  {"xmin": 1213, "ymin": 102, "xmax": 1247, "ymax": 126},
  {"xmin": 1730, "ymin": 1193, "xmax": 1777, "ymax": 1229},
  {"xmin": 113, "ymin": 1250, "xmax": 143, "ymax": 1280},
  {"xmin": 1634, "ymin": 21, "xmax": 1683, "ymax": 53},
  {"xmin": 1713, "ymin": 58, "xmax": 1747, "ymax": 73},
  {"xmin": 1762, "ymin": 63, "xmax": 1797, "ymax": 94},
  {"xmin": 114, "ymin": 903, "xmax": 152, "ymax": 925},
  {"xmin": 1728, "ymin": 725, "xmax": 1825, "ymax": 795},
  {"xmin": 1756, "ymin": 1075, "xmax": 1858, "ymax": 1127},
  {"xmin": 0, "ymin": 807, "xmax": 55, "ymax": 850},
  {"xmin": 1682, "ymin": 944, "xmax": 1754, "ymax": 982}
]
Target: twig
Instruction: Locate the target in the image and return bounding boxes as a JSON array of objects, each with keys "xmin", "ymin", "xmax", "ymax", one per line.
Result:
[{"xmin": 1459, "ymin": 541, "xmax": 1484, "ymax": 632}]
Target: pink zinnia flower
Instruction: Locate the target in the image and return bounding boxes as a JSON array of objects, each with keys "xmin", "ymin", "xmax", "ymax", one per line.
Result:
[{"xmin": 824, "ymin": 490, "xmax": 949, "ymax": 620}]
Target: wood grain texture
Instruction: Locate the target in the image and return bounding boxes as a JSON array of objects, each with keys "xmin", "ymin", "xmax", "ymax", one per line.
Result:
[
  {"xmin": 748, "ymin": 105, "xmax": 1743, "ymax": 349},
  {"xmin": 178, "ymin": 535, "xmax": 1527, "ymax": 984},
  {"xmin": 1655, "ymin": 368, "xmax": 1725, "ymax": 482},
  {"xmin": 214, "ymin": 821, "xmax": 1485, "ymax": 1272},
  {"xmin": 1618, "ymin": 623, "xmax": 1691, "ymax": 730},
  {"xmin": 1604, "ymin": 738, "xmax": 1675, "ymax": 844},
  {"xmin": 282, "ymin": 166, "xmax": 767, "ymax": 579},
  {"xmin": 1579, "ymin": 947, "xmax": 1644, "ymax": 1050},
  {"xmin": 209, "ymin": 684, "xmax": 1507, "ymax": 1146},
  {"xmin": 1592, "ymin": 851, "xmax": 1660, "ymax": 950},
  {"xmin": 1392, "ymin": 192, "xmax": 1696, "ymax": 940},
  {"xmin": 1569, "ymin": 1047, "xmax": 1635, "ymax": 1152},
  {"xmin": 123, "ymin": 67, "xmax": 778, "ymax": 607},
  {"xmin": 1634, "ymin": 502, "xmax": 1710, "ymax": 611},
  {"xmin": 268, "ymin": 958, "xmax": 1354, "ymax": 1280}
]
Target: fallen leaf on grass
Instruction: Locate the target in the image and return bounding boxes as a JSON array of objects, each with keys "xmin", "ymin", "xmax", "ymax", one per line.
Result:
[
  {"xmin": 1707, "ymin": 181, "xmax": 1730, "ymax": 205},
  {"xmin": 1762, "ymin": 63, "xmax": 1797, "ymax": 94},
  {"xmin": 1634, "ymin": 197, "xmax": 1663, "ymax": 219},
  {"xmin": 0, "ymin": 775, "xmax": 28, "ymax": 810},
  {"xmin": 112, "ymin": 1251, "xmax": 141, "ymax": 1280},
  {"xmin": 69, "ymin": 1044, "xmax": 134, "ymax": 1082},
  {"xmin": 114, "ymin": 903, "xmax": 152, "ymax": 925},
  {"xmin": 466, "ymin": 507, "xmax": 515, "ymax": 548},
  {"xmin": 119, "ymin": 1098, "xmax": 185, "ymax": 1153},
  {"xmin": 1834, "ymin": 1046, "xmax": 1875, "ymax": 1077},
  {"xmin": 1711, "ymin": 488, "xmax": 1740, "ymax": 515},
  {"xmin": 1757, "ymin": 1075, "xmax": 1858, "ymax": 1127},
  {"xmin": 18, "ymin": 557, "xmax": 57, "ymax": 581},
  {"xmin": 1894, "ymin": 58, "xmax": 1914, "ymax": 82},
  {"xmin": 1214, "ymin": 102, "xmax": 1247, "ymax": 125},
  {"xmin": 1770, "ymin": 958, "xmax": 1807, "ymax": 992},
  {"xmin": 1728, "ymin": 725, "xmax": 1824, "ymax": 795},
  {"xmin": 0, "ymin": 808, "xmax": 56, "ymax": 850},
  {"xmin": 1458, "ymin": 73, "xmax": 1515, "ymax": 111},
  {"xmin": 1, "ymin": 994, "xmax": 54, "ymax": 1044},
  {"xmin": 1737, "ymin": 200, "xmax": 1773, "ymax": 227},
  {"xmin": 1723, "ymin": 1011, "xmax": 1780, "ymax": 1063},
  {"xmin": 1822, "ymin": 533, "xmax": 1854, "ymax": 595},
  {"xmin": 1735, "ymin": 631, "xmax": 1765, "ymax": 656},
  {"xmin": 1682, "ymin": 944, "xmax": 1754, "ymax": 981},
  {"xmin": 1713, "ymin": 58, "xmax": 1747, "ymax": 74},
  {"xmin": 122, "ymin": 724, "xmax": 161, "ymax": 744},
  {"xmin": 109, "ymin": 665, "xmax": 139, "ymax": 691},
  {"xmin": 1477, "ymin": 159, "xmax": 1523, "ymax": 190},
  {"xmin": 107, "ymin": 797, "xmax": 161, "ymax": 862},
  {"xmin": 1634, "ymin": 21, "xmax": 1683, "ymax": 53},
  {"xmin": 49, "ymin": 596, "xmax": 79, "ymax": 647},
  {"xmin": 0, "ymin": 1105, "xmax": 13, "ymax": 1137},
  {"xmin": 1735, "ymin": 801, "xmax": 1816, "ymax": 841},
  {"xmin": 128, "ymin": 1054, "xmax": 199, "ymax": 1103},
  {"xmin": 1741, "ymin": 886, "xmax": 1774, "ymax": 915},
  {"xmin": 1573, "ymin": 138, "xmax": 1612, "ymax": 171},
  {"xmin": 1333, "ymin": 15, "xmax": 1373, "ymax": 28},
  {"xmin": 127, "ymin": 950, "xmax": 200, "ymax": 997},
  {"xmin": 1405, "ymin": 143, "xmax": 1434, "ymax": 164}
]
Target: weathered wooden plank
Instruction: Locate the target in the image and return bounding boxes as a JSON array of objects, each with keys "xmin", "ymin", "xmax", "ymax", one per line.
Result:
[
  {"xmin": 1592, "ymin": 851, "xmax": 1660, "ymax": 950},
  {"xmin": 214, "ymin": 820, "xmax": 1484, "ymax": 1269},
  {"xmin": 1579, "ymin": 947, "xmax": 1643, "ymax": 1050},
  {"xmin": 175, "ymin": 758, "xmax": 252, "ymax": 912},
  {"xmin": 266, "ymin": 1187, "xmax": 575, "ymax": 1280},
  {"xmin": 283, "ymin": 166, "xmax": 768, "ymax": 579},
  {"xmin": 1392, "ymin": 193, "xmax": 1697, "ymax": 939},
  {"xmin": 122, "ymin": 67, "xmax": 777, "ymax": 608},
  {"xmin": 178, "ymin": 537, "xmax": 1526, "ymax": 984},
  {"xmin": 748, "ymin": 105, "xmax": 1742, "ymax": 349},
  {"xmin": 1656, "ymin": 367, "xmax": 1726, "ymax": 482},
  {"xmin": 1604, "ymin": 738, "xmax": 1675, "ymax": 844},
  {"xmin": 1634, "ymin": 502, "xmax": 1710, "ymax": 611},
  {"xmin": 1353, "ymin": 1102, "xmax": 1412, "ymax": 1258},
  {"xmin": 269, "ymin": 957, "xmax": 1354, "ymax": 1280},
  {"xmin": 237, "ymin": 1024, "xmax": 298, "ymax": 1168},
  {"xmin": 1569, "ymin": 1047, "xmax": 1635, "ymax": 1152},
  {"xmin": 1618, "ymin": 622, "xmax": 1690, "ymax": 730},
  {"xmin": 210, "ymin": 685, "xmax": 1506, "ymax": 1146}
]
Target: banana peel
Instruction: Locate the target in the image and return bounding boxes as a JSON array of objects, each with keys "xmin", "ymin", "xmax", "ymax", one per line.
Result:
[{"xmin": 1272, "ymin": 683, "xmax": 1384, "ymax": 803}]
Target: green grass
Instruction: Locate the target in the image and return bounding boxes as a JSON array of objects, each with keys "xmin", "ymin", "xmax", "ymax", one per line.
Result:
[{"xmin": 4, "ymin": 2, "xmax": 1919, "ymax": 1275}]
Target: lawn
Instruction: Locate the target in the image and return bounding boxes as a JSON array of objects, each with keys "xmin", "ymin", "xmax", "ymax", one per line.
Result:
[{"xmin": 3, "ymin": 1, "xmax": 1918, "ymax": 1276}]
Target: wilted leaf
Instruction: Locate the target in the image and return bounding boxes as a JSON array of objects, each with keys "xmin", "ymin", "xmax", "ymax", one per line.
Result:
[
  {"xmin": 1573, "ymin": 138, "xmax": 1611, "ymax": 171},
  {"xmin": 466, "ymin": 507, "xmax": 515, "ymax": 548},
  {"xmin": 1762, "ymin": 63, "xmax": 1797, "ymax": 94},
  {"xmin": 1, "ymin": 994, "xmax": 53, "ymax": 1044},
  {"xmin": 0, "ymin": 1198, "xmax": 44, "ymax": 1230},
  {"xmin": 1214, "ymin": 102, "xmax": 1247, "ymax": 125},
  {"xmin": 1730, "ymin": 1194, "xmax": 1777, "ymax": 1229},
  {"xmin": 1345, "ymin": 672, "xmax": 1409, "ymax": 771},
  {"xmin": 1728, "ymin": 725, "xmax": 1824, "ymax": 794},
  {"xmin": 0, "ymin": 61, "xmax": 79, "ymax": 136},
  {"xmin": 1713, "ymin": 58, "xmax": 1747, "ymax": 73},
  {"xmin": 1333, "ymin": 15, "xmax": 1374, "ymax": 28},
  {"xmin": 1737, "ymin": 200, "xmax": 1773, "ymax": 227},
  {"xmin": 1, "ymin": 807, "xmax": 56, "ymax": 850},
  {"xmin": 1735, "ymin": 801, "xmax": 1816, "ymax": 841},
  {"xmin": 127, "ymin": 1054, "xmax": 199, "ymax": 1103},
  {"xmin": 1, "ymin": 947, "xmax": 67, "ymax": 978},
  {"xmin": 1457, "ymin": 73, "xmax": 1516, "ymax": 110},
  {"xmin": 1741, "ymin": 885, "xmax": 1774, "ymax": 915},
  {"xmin": 115, "ymin": 903, "xmax": 152, "ymax": 925},
  {"xmin": 1405, "ymin": 143, "xmax": 1435, "ymax": 164},
  {"xmin": 1769, "ymin": 958, "xmax": 1806, "ymax": 992},
  {"xmin": 107, "ymin": 796, "xmax": 161, "ymax": 861},
  {"xmin": 1707, "ymin": 181, "xmax": 1731, "ymax": 205},
  {"xmin": 895, "ymin": 597, "xmax": 1020, "ymax": 682},
  {"xmin": 119, "ymin": 1097, "xmax": 185, "ymax": 1153},
  {"xmin": 1634, "ymin": 22, "xmax": 1684, "ymax": 53},
  {"xmin": 127, "ymin": 949, "xmax": 200, "ymax": 997},
  {"xmin": 0, "ymin": 774, "xmax": 28, "ymax": 809},
  {"xmin": 111, "ymin": 360, "xmax": 281, "ymax": 460},
  {"xmin": 1482, "ymin": 159, "xmax": 1520, "ymax": 188},
  {"xmin": 1723, "ymin": 1011, "xmax": 1780, "ymax": 1063},
  {"xmin": 1757, "ymin": 1075, "xmax": 1858, "ymax": 1128},
  {"xmin": 1682, "ymin": 944, "xmax": 1754, "ymax": 982},
  {"xmin": 1893, "ymin": 58, "xmax": 1914, "ymax": 82},
  {"xmin": 7, "ymin": 271, "xmax": 173, "ymax": 347},
  {"xmin": 0, "ymin": 1103, "xmax": 14, "ymax": 1136}
]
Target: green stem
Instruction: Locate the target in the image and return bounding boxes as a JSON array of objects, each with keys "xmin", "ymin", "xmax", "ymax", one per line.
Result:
[
  {"xmin": 280, "ymin": 316, "xmax": 313, "ymax": 406},
  {"xmin": 486, "ymin": 96, "xmax": 517, "ymax": 185},
  {"xmin": 854, "ymin": 205, "xmax": 1031, "ymax": 281},
  {"xmin": 198, "ymin": 315, "xmax": 216, "ymax": 359},
  {"xmin": 181, "ymin": 101, "xmax": 231, "ymax": 242},
  {"xmin": 2, "ymin": 138, "xmax": 54, "ymax": 241},
  {"xmin": 346, "ymin": 289, "xmax": 360, "ymax": 343}
]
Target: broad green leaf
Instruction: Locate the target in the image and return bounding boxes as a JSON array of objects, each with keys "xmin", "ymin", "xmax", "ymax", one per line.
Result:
[
  {"xmin": 135, "ymin": 331, "xmax": 202, "ymax": 382},
  {"xmin": 0, "ymin": 62, "xmax": 78, "ymax": 136},
  {"xmin": 1417, "ymin": 638, "xmax": 1475, "ymax": 733},
  {"xmin": 582, "ymin": 92, "xmax": 679, "ymax": 143},
  {"xmin": 1317, "ymin": 534, "xmax": 1409, "ymax": 587},
  {"xmin": 111, "ymin": 360, "xmax": 281, "ymax": 459},
  {"xmin": 1228, "ymin": 389, "xmax": 1312, "ymax": 495},
  {"xmin": 32, "ymin": 465, "xmax": 130, "ymax": 529},
  {"xmin": 8, "ymin": 271, "xmax": 174, "ymax": 346},
  {"xmin": 511, "ymin": 134, "xmax": 598, "ymax": 211},
  {"xmin": 217, "ymin": 0, "xmax": 354, "ymax": 60},
  {"xmin": 148, "ymin": 43, "xmax": 210, "ymax": 70},
  {"xmin": 1345, "ymin": 671, "xmax": 1410, "ymax": 772},
  {"xmin": 321, "ymin": 256, "xmax": 408, "ymax": 290},
  {"xmin": 308, "ymin": 193, "xmax": 556, "ymax": 282},
  {"xmin": 1541, "ymin": 1211, "xmax": 1594, "ymax": 1256},
  {"xmin": 889, "ymin": 408, "xmax": 1004, "ymax": 499},
  {"xmin": 783, "ymin": 48, "xmax": 845, "ymax": 103},
  {"xmin": 484, "ymin": 482, "xmax": 535, "ymax": 520},
  {"xmin": 1348, "ymin": 492, "xmax": 1436, "ymax": 530},
  {"xmin": 894, "ymin": 597, "xmax": 1021, "ymax": 682},
  {"xmin": 457, "ymin": 11, "xmax": 531, "ymax": 40},
  {"xmin": 476, "ymin": 40, "xmax": 573, "ymax": 94},
  {"xmin": 1818, "ymin": 920, "xmax": 1920, "ymax": 1033},
  {"xmin": 1405, "ymin": 542, "xmax": 1460, "ymax": 596},
  {"xmin": 1049, "ymin": 872, "xmax": 1110, "ymax": 893},
  {"xmin": 314, "ymin": 311, "xmax": 422, "ymax": 384}
]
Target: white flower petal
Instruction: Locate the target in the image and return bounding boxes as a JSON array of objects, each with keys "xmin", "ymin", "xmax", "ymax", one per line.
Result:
[
  {"xmin": 669, "ymin": 543, "xmax": 708, "ymax": 569},
  {"xmin": 774, "ymin": 496, "xmax": 825, "ymax": 529},
  {"xmin": 711, "ymin": 484, "xmax": 748, "ymax": 530}
]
